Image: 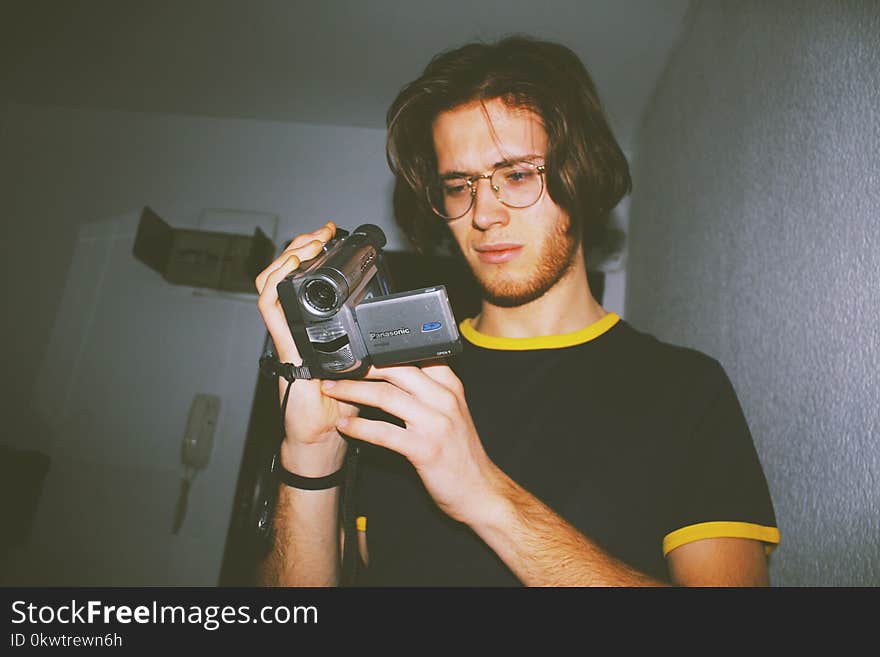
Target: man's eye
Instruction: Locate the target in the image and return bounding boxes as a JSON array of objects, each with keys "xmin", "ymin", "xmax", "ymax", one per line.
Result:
[
  {"xmin": 504, "ymin": 169, "xmax": 535, "ymax": 185},
  {"xmin": 443, "ymin": 182, "xmax": 468, "ymax": 196}
]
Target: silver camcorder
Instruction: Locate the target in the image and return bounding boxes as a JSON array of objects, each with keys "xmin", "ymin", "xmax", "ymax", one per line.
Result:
[{"xmin": 276, "ymin": 224, "xmax": 462, "ymax": 379}]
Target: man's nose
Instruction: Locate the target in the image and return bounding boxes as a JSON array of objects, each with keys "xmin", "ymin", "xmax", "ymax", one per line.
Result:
[{"xmin": 471, "ymin": 178, "xmax": 510, "ymax": 230}]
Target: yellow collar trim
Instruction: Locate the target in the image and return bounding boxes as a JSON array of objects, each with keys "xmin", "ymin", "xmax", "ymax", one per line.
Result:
[{"xmin": 459, "ymin": 312, "xmax": 620, "ymax": 351}]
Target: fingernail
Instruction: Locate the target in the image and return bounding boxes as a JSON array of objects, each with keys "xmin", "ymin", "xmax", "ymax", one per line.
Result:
[
  {"xmin": 321, "ymin": 380, "xmax": 336, "ymax": 390},
  {"xmin": 336, "ymin": 417, "xmax": 349, "ymax": 429}
]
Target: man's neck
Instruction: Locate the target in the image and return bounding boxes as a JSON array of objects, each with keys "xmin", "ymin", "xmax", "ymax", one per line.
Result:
[{"xmin": 471, "ymin": 253, "xmax": 607, "ymax": 339}]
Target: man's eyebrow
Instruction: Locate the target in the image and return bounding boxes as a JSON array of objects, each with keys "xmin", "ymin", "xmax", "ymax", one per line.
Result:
[
  {"xmin": 438, "ymin": 170, "xmax": 470, "ymax": 180},
  {"xmin": 438, "ymin": 154, "xmax": 543, "ymax": 179}
]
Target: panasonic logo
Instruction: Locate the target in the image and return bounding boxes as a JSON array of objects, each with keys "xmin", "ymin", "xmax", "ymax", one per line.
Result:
[{"xmin": 370, "ymin": 327, "xmax": 410, "ymax": 340}]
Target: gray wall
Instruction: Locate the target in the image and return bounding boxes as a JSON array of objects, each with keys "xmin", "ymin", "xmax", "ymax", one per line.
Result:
[
  {"xmin": 626, "ymin": 0, "xmax": 879, "ymax": 586},
  {"xmin": 0, "ymin": 103, "xmax": 398, "ymax": 584}
]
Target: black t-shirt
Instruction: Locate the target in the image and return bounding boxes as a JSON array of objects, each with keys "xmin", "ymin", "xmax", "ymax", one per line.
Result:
[{"xmin": 354, "ymin": 313, "xmax": 779, "ymax": 586}]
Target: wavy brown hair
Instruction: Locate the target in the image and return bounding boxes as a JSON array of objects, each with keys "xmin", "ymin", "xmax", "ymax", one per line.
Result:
[{"xmin": 386, "ymin": 35, "xmax": 632, "ymax": 254}]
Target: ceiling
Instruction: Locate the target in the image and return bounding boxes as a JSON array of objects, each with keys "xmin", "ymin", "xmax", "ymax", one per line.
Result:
[{"xmin": 1, "ymin": 0, "xmax": 692, "ymax": 151}]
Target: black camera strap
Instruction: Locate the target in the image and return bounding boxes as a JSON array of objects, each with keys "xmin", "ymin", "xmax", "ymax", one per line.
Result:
[{"xmin": 259, "ymin": 352, "xmax": 313, "ymax": 381}]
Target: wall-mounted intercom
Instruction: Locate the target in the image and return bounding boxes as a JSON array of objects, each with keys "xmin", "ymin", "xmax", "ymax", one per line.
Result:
[{"xmin": 172, "ymin": 393, "xmax": 221, "ymax": 534}]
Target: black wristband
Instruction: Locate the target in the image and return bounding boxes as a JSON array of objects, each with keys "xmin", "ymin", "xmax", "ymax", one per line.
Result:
[{"xmin": 271, "ymin": 452, "xmax": 346, "ymax": 490}]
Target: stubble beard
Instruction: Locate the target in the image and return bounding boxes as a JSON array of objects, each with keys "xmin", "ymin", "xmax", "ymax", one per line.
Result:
[{"xmin": 471, "ymin": 217, "xmax": 581, "ymax": 308}]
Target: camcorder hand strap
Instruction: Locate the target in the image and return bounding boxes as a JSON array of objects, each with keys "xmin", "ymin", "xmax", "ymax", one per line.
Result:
[{"xmin": 259, "ymin": 352, "xmax": 313, "ymax": 382}]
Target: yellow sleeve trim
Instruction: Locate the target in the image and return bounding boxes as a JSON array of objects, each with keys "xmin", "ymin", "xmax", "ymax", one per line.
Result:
[
  {"xmin": 459, "ymin": 312, "xmax": 620, "ymax": 351},
  {"xmin": 663, "ymin": 521, "xmax": 780, "ymax": 556},
  {"xmin": 356, "ymin": 516, "xmax": 367, "ymax": 532}
]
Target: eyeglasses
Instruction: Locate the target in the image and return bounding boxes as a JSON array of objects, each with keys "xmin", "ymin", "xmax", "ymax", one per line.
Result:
[{"xmin": 426, "ymin": 159, "xmax": 546, "ymax": 220}]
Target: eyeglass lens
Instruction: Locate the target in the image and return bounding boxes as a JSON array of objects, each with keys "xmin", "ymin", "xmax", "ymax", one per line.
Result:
[{"xmin": 428, "ymin": 161, "xmax": 543, "ymax": 220}]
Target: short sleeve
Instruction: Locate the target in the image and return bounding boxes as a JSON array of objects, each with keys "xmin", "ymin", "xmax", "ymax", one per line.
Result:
[{"xmin": 662, "ymin": 360, "xmax": 780, "ymax": 556}]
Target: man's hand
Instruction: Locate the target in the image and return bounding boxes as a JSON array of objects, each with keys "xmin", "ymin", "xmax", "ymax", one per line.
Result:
[
  {"xmin": 255, "ymin": 220, "xmax": 358, "ymax": 475},
  {"xmin": 320, "ymin": 363, "xmax": 505, "ymax": 526}
]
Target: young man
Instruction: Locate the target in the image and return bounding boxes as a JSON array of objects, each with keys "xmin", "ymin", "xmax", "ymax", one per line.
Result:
[{"xmin": 255, "ymin": 36, "xmax": 779, "ymax": 586}]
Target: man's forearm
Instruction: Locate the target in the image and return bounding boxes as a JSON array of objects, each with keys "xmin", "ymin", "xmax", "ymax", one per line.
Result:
[
  {"xmin": 258, "ymin": 483, "xmax": 342, "ymax": 587},
  {"xmin": 472, "ymin": 469, "xmax": 668, "ymax": 587}
]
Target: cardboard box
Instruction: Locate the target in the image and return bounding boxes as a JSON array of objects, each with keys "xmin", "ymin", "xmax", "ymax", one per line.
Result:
[{"xmin": 133, "ymin": 206, "xmax": 275, "ymax": 293}]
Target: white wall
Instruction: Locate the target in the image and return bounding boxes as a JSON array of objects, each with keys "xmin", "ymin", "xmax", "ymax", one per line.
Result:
[
  {"xmin": 17, "ymin": 212, "xmax": 272, "ymax": 585},
  {"xmin": 1, "ymin": 103, "xmax": 398, "ymax": 584},
  {"xmin": 626, "ymin": 1, "xmax": 879, "ymax": 586}
]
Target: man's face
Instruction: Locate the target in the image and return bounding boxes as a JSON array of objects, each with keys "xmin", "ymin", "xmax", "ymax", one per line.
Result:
[{"xmin": 431, "ymin": 98, "xmax": 581, "ymax": 307}]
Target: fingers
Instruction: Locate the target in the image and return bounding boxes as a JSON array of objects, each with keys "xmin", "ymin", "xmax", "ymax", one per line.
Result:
[
  {"xmin": 320, "ymin": 379, "xmax": 418, "ymax": 424},
  {"xmin": 256, "ymin": 253, "xmax": 303, "ymax": 362},
  {"xmin": 336, "ymin": 416, "xmax": 411, "ymax": 456},
  {"xmin": 285, "ymin": 220, "xmax": 336, "ymax": 251},
  {"xmin": 254, "ymin": 220, "xmax": 336, "ymax": 294},
  {"xmin": 417, "ymin": 363, "xmax": 465, "ymax": 392},
  {"xmin": 364, "ymin": 364, "xmax": 463, "ymax": 414},
  {"xmin": 254, "ymin": 220, "xmax": 336, "ymax": 363},
  {"xmin": 254, "ymin": 247, "xmax": 302, "ymax": 294}
]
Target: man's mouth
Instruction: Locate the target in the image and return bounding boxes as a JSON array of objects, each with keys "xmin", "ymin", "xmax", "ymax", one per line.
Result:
[{"xmin": 474, "ymin": 243, "xmax": 524, "ymax": 264}]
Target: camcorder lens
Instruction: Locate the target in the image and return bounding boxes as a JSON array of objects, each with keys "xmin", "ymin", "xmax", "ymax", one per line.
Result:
[{"xmin": 305, "ymin": 279, "xmax": 338, "ymax": 312}]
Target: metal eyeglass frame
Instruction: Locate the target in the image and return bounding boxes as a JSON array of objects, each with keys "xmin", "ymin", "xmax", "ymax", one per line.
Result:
[{"xmin": 426, "ymin": 161, "xmax": 547, "ymax": 220}]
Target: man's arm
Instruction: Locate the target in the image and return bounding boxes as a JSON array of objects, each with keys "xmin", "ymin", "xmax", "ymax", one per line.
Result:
[
  {"xmin": 469, "ymin": 467, "xmax": 769, "ymax": 586},
  {"xmin": 256, "ymin": 437, "xmax": 348, "ymax": 587},
  {"xmin": 254, "ymin": 220, "xmax": 356, "ymax": 587},
  {"xmin": 322, "ymin": 363, "xmax": 771, "ymax": 587},
  {"xmin": 666, "ymin": 536, "xmax": 769, "ymax": 586},
  {"xmin": 257, "ymin": 477, "xmax": 342, "ymax": 587},
  {"xmin": 471, "ymin": 467, "xmax": 666, "ymax": 586}
]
